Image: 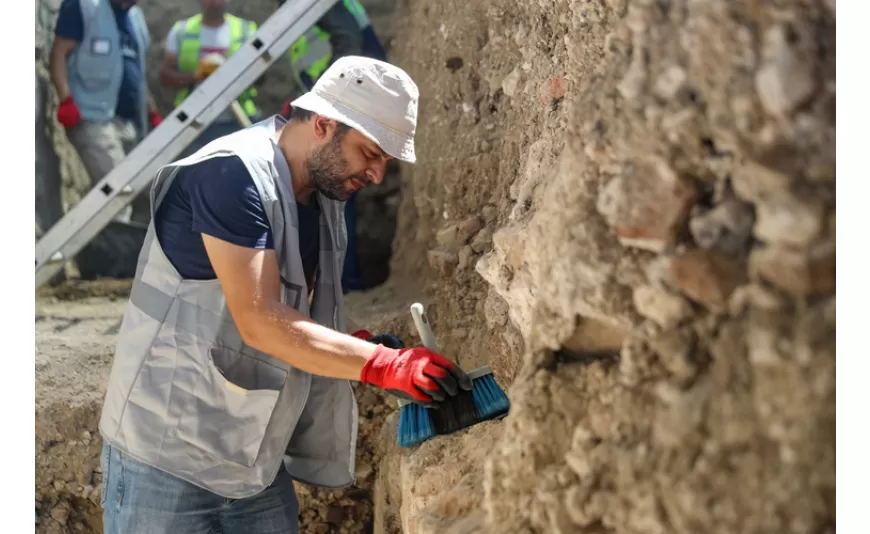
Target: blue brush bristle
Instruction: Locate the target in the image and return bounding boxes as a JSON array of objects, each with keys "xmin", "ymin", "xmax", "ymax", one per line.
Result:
[
  {"xmin": 397, "ymin": 402, "xmax": 435, "ymax": 448},
  {"xmin": 396, "ymin": 373, "xmax": 509, "ymax": 448},
  {"xmin": 471, "ymin": 374, "xmax": 511, "ymax": 419}
]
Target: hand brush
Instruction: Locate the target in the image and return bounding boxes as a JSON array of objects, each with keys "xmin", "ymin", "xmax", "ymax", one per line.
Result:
[{"xmin": 395, "ymin": 302, "xmax": 511, "ymax": 448}]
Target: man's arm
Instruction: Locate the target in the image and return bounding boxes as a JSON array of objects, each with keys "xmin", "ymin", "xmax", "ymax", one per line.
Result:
[
  {"xmin": 317, "ymin": 3, "xmax": 362, "ymax": 62},
  {"xmin": 202, "ymin": 235, "xmax": 376, "ymax": 380},
  {"xmin": 49, "ymin": 0, "xmax": 85, "ymax": 101},
  {"xmin": 146, "ymin": 89, "xmax": 159, "ymax": 115},
  {"xmin": 49, "ymin": 37, "xmax": 77, "ymax": 100},
  {"xmin": 159, "ymin": 23, "xmax": 198, "ymax": 89}
]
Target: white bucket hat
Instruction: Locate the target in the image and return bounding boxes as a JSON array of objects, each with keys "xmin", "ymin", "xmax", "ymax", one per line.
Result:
[{"xmin": 290, "ymin": 56, "xmax": 419, "ymax": 163}]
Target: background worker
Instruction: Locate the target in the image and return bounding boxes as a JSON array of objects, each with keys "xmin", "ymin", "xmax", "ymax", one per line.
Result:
[
  {"xmin": 159, "ymin": 0, "xmax": 260, "ymax": 156},
  {"xmin": 49, "ymin": 0, "xmax": 163, "ymax": 226},
  {"xmin": 98, "ymin": 56, "xmax": 472, "ymax": 534},
  {"xmin": 278, "ymin": 0, "xmax": 390, "ymax": 292}
]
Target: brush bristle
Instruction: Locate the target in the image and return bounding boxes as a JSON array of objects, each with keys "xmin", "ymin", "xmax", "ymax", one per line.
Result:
[
  {"xmin": 471, "ymin": 374, "xmax": 511, "ymax": 419},
  {"xmin": 397, "ymin": 402, "xmax": 434, "ymax": 448},
  {"xmin": 395, "ymin": 372, "xmax": 510, "ymax": 448},
  {"xmin": 430, "ymin": 389, "xmax": 480, "ymax": 435}
]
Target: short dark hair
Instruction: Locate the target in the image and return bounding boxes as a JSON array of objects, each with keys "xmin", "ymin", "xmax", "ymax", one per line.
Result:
[
  {"xmin": 289, "ymin": 106, "xmax": 313, "ymax": 122},
  {"xmin": 289, "ymin": 106, "xmax": 350, "ymax": 137}
]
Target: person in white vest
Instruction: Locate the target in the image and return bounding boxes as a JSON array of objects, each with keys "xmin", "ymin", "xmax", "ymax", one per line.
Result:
[{"xmin": 97, "ymin": 56, "xmax": 473, "ymax": 533}]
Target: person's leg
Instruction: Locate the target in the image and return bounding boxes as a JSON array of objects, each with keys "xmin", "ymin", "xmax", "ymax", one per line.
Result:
[
  {"xmin": 67, "ymin": 120, "xmax": 133, "ymax": 223},
  {"xmin": 219, "ymin": 467, "xmax": 299, "ymax": 534},
  {"xmin": 100, "ymin": 442, "xmax": 221, "ymax": 534}
]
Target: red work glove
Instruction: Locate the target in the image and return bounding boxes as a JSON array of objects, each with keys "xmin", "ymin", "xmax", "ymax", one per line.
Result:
[
  {"xmin": 351, "ymin": 329, "xmax": 373, "ymax": 340},
  {"xmin": 149, "ymin": 110, "xmax": 163, "ymax": 128},
  {"xmin": 56, "ymin": 96, "xmax": 81, "ymax": 129},
  {"xmin": 360, "ymin": 345, "xmax": 473, "ymax": 406}
]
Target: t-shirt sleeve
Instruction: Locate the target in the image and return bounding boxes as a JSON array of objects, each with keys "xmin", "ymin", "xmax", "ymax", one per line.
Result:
[
  {"xmin": 164, "ymin": 21, "xmax": 181, "ymax": 55},
  {"xmin": 54, "ymin": 0, "xmax": 84, "ymax": 42},
  {"xmin": 185, "ymin": 156, "xmax": 274, "ymax": 249}
]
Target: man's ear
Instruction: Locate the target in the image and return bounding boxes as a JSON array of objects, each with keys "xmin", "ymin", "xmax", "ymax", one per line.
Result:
[{"xmin": 311, "ymin": 113, "xmax": 337, "ymax": 140}]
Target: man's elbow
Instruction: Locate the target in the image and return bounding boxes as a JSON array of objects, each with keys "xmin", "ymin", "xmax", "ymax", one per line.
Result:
[
  {"xmin": 233, "ymin": 306, "xmax": 279, "ymax": 352},
  {"xmin": 236, "ymin": 315, "xmax": 266, "ymax": 351}
]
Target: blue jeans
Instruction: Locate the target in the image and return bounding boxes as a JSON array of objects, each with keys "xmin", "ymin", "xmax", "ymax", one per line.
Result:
[{"xmin": 100, "ymin": 443, "xmax": 299, "ymax": 534}]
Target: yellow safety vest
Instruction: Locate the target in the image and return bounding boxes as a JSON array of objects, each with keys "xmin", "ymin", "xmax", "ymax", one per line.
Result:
[
  {"xmin": 288, "ymin": 0, "xmax": 370, "ymax": 89},
  {"xmin": 173, "ymin": 14, "xmax": 259, "ymax": 116}
]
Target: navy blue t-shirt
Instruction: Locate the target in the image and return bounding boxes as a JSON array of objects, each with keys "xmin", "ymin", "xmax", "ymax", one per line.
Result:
[
  {"xmin": 54, "ymin": 0, "xmax": 143, "ymax": 121},
  {"xmin": 154, "ymin": 156, "xmax": 321, "ymax": 287}
]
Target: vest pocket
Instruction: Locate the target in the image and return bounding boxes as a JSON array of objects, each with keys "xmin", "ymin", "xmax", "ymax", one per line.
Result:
[{"xmin": 176, "ymin": 345, "xmax": 288, "ymax": 468}]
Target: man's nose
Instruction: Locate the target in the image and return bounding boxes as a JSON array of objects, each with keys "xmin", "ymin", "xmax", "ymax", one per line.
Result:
[{"xmin": 366, "ymin": 160, "xmax": 387, "ymax": 185}]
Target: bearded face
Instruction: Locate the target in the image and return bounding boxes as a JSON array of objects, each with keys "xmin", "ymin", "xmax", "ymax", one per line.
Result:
[{"xmin": 305, "ymin": 129, "xmax": 371, "ymax": 201}]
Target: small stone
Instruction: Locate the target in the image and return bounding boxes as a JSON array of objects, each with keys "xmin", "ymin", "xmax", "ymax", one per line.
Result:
[
  {"xmin": 633, "ymin": 285, "xmax": 693, "ymax": 329},
  {"xmin": 355, "ymin": 461, "xmax": 372, "ymax": 480},
  {"xmin": 427, "ymin": 246, "xmax": 459, "ymax": 276},
  {"xmin": 732, "ymin": 161, "xmax": 793, "ymax": 204},
  {"xmin": 326, "ymin": 505, "xmax": 344, "ymax": 525},
  {"xmin": 80, "ymin": 430, "xmax": 91, "ymax": 441},
  {"xmin": 457, "ymin": 246, "xmax": 475, "ymax": 270},
  {"xmin": 749, "ymin": 241, "xmax": 835, "ymax": 297},
  {"xmin": 753, "ymin": 191, "xmax": 825, "ymax": 247},
  {"xmin": 564, "ymin": 450, "xmax": 592, "ymax": 479},
  {"xmin": 50, "ymin": 505, "xmax": 69, "ymax": 525},
  {"xmin": 618, "ymin": 42, "xmax": 647, "ymax": 101},
  {"xmin": 597, "ymin": 158, "xmax": 699, "ymax": 252},
  {"xmin": 564, "ymin": 484, "xmax": 593, "ymax": 526},
  {"xmin": 456, "ymin": 216, "xmax": 484, "ymax": 243},
  {"xmin": 481, "ymin": 205, "xmax": 498, "ymax": 223},
  {"xmin": 728, "ymin": 283, "xmax": 788, "ymax": 316},
  {"xmin": 670, "ymin": 249, "xmax": 747, "ymax": 308},
  {"xmin": 654, "ymin": 65, "xmax": 687, "ymax": 99},
  {"xmin": 502, "ymin": 68, "xmax": 522, "ymax": 97},
  {"xmin": 491, "ymin": 227, "xmax": 527, "ymax": 270},
  {"xmin": 540, "ymin": 74, "xmax": 566, "ymax": 104},
  {"xmin": 650, "ymin": 327, "xmax": 699, "ymax": 385},
  {"xmin": 435, "ymin": 225, "xmax": 460, "ymax": 246},
  {"xmin": 755, "ymin": 25, "xmax": 816, "ymax": 117},
  {"xmin": 470, "ymin": 227, "xmax": 493, "ymax": 253},
  {"xmin": 689, "ymin": 199, "xmax": 754, "ymax": 255}
]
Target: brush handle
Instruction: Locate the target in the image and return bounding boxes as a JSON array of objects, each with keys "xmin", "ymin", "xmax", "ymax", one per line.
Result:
[
  {"xmin": 410, "ymin": 303, "xmax": 439, "ymax": 352},
  {"xmin": 396, "ymin": 303, "xmax": 439, "ymax": 409}
]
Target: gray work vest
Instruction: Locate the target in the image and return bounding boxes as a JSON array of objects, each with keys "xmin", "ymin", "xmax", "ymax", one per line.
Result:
[
  {"xmin": 98, "ymin": 116, "xmax": 358, "ymax": 499},
  {"xmin": 69, "ymin": 0, "xmax": 151, "ymax": 136}
]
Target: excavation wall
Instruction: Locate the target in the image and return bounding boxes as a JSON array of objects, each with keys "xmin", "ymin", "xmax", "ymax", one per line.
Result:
[{"xmin": 376, "ymin": 0, "xmax": 836, "ymax": 532}]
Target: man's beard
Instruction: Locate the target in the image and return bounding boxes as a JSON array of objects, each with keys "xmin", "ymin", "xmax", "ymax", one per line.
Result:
[{"xmin": 306, "ymin": 134, "xmax": 367, "ymax": 201}]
